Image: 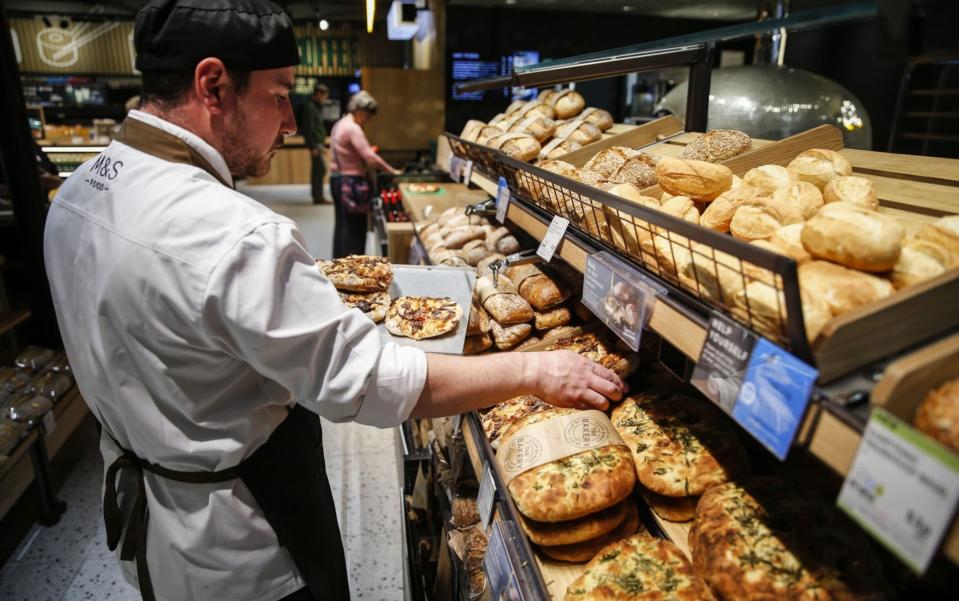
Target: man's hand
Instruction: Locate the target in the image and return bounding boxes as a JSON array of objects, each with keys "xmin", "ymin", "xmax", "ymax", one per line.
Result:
[{"xmin": 527, "ymin": 351, "xmax": 626, "ymax": 411}]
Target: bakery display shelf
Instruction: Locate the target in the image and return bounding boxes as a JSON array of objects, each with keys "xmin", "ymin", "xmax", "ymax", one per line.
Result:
[{"xmin": 0, "ymin": 309, "xmax": 30, "ymax": 337}]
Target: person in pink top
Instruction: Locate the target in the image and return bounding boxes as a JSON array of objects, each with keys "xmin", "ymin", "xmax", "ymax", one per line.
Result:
[{"xmin": 329, "ymin": 91, "xmax": 399, "ymax": 257}]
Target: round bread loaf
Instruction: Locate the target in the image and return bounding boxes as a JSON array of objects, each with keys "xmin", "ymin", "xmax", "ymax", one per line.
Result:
[
  {"xmin": 578, "ymin": 107, "xmax": 613, "ymax": 131},
  {"xmin": 556, "ymin": 119, "xmax": 602, "ymax": 145},
  {"xmin": 891, "ymin": 246, "xmax": 946, "ymax": 289},
  {"xmin": 538, "ymin": 137, "xmax": 581, "ymax": 161},
  {"xmin": 742, "ymin": 164, "xmax": 796, "ymax": 194},
  {"xmin": 508, "ymin": 114, "xmax": 556, "ymax": 143},
  {"xmin": 915, "ymin": 379, "xmax": 959, "ymax": 453},
  {"xmin": 460, "ymin": 119, "xmax": 486, "ymax": 142},
  {"xmin": 499, "ymin": 408, "xmax": 636, "ymax": 522},
  {"xmin": 680, "ymin": 129, "xmax": 752, "ymax": 163},
  {"xmin": 700, "ymin": 185, "xmax": 761, "ymax": 232},
  {"xmin": 798, "ymin": 260, "xmax": 894, "ymax": 316},
  {"xmin": 729, "ymin": 197, "xmax": 803, "ymax": 241},
  {"xmin": 823, "ymin": 175, "xmax": 879, "ymax": 211},
  {"xmin": 476, "ymin": 125, "xmax": 504, "ymax": 145},
  {"xmin": 518, "ymin": 99, "xmax": 556, "ymax": 120},
  {"xmin": 538, "ymin": 89, "xmax": 560, "ymax": 104},
  {"xmin": 915, "ymin": 215, "xmax": 959, "ymax": 268},
  {"xmin": 487, "ymin": 132, "xmax": 541, "ymax": 162},
  {"xmin": 801, "ymin": 202, "xmax": 904, "ymax": 271},
  {"xmin": 787, "ymin": 148, "xmax": 852, "ymax": 189},
  {"xmin": 772, "ymin": 180, "xmax": 824, "ymax": 220},
  {"xmin": 609, "ymin": 153, "xmax": 659, "ymax": 188},
  {"xmin": 583, "ymin": 146, "xmax": 639, "ymax": 178},
  {"xmin": 553, "ymin": 89, "xmax": 586, "ymax": 119},
  {"xmin": 655, "ymin": 157, "xmax": 733, "ymax": 201}
]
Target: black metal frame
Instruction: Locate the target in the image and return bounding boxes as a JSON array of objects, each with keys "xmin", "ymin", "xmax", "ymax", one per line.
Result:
[
  {"xmin": 455, "ymin": 43, "xmax": 714, "ymax": 133},
  {"xmin": 443, "ymin": 133, "xmax": 813, "ymax": 360}
]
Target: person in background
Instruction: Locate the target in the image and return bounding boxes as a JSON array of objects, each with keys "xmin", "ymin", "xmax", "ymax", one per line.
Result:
[
  {"xmin": 301, "ymin": 83, "xmax": 329, "ymax": 204},
  {"xmin": 328, "ymin": 91, "xmax": 398, "ymax": 258}
]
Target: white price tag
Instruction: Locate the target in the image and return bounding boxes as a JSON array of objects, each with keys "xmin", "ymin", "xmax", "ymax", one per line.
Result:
[
  {"xmin": 42, "ymin": 411, "xmax": 56, "ymax": 434},
  {"xmin": 495, "ymin": 177, "xmax": 510, "ymax": 223},
  {"xmin": 462, "ymin": 160, "xmax": 474, "ymax": 184},
  {"xmin": 477, "ymin": 462, "xmax": 497, "ymax": 529},
  {"xmin": 536, "ymin": 215, "xmax": 569, "ymax": 262},
  {"xmin": 838, "ymin": 408, "xmax": 959, "ymax": 574},
  {"xmin": 449, "ymin": 156, "xmax": 465, "ymax": 181}
]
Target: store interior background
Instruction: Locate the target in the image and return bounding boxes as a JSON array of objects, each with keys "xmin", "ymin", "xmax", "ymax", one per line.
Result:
[{"xmin": 1, "ymin": 0, "xmax": 958, "ymax": 599}]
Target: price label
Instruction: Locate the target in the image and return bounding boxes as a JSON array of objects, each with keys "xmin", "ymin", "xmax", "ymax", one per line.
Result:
[
  {"xmin": 42, "ymin": 411, "xmax": 56, "ymax": 435},
  {"xmin": 452, "ymin": 413, "xmax": 463, "ymax": 435},
  {"xmin": 449, "ymin": 156, "xmax": 465, "ymax": 181},
  {"xmin": 581, "ymin": 251, "xmax": 665, "ymax": 351},
  {"xmin": 477, "ymin": 462, "xmax": 497, "ymax": 529},
  {"xmin": 483, "ymin": 521, "xmax": 510, "ymax": 599},
  {"xmin": 691, "ymin": 313, "xmax": 817, "ymax": 460},
  {"xmin": 838, "ymin": 408, "xmax": 959, "ymax": 574},
  {"xmin": 536, "ymin": 215, "xmax": 569, "ymax": 262},
  {"xmin": 462, "ymin": 160, "xmax": 474, "ymax": 184},
  {"xmin": 495, "ymin": 177, "xmax": 510, "ymax": 224}
]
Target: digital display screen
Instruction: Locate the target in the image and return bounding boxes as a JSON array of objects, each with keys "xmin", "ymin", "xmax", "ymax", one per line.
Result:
[{"xmin": 450, "ymin": 50, "xmax": 541, "ymax": 102}]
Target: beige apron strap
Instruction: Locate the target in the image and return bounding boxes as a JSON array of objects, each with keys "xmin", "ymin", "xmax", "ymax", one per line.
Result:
[{"xmin": 114, "ymin": 118, "xmax": 233, "ymax": 188}]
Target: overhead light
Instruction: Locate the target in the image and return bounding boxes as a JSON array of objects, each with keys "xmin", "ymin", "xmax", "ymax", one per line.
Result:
[
  {"xmin": 366, "ymin": 0, "xmax": 375, "ymax": 33},
  {"xmin": 505, "ymin": 0, "xmax": 517, "ymax": 5},
  {"xmin": 319, "ymin": 18, "xmax": 329, "ymax": 31}
]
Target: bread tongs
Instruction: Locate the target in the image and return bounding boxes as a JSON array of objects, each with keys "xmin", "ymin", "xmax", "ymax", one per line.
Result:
[
  {"xmin": 489, "ymin": 249, "xmax": 543, "ymax": 287},
  {"xmin": 465, "ymin": 198, "xmax": 497, "ymax": 217}
]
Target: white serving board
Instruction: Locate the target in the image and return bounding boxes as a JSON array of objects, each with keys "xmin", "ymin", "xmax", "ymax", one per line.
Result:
[{"xmin": 378, "ymin": 264, "xmax": 476, "ymax": 354}]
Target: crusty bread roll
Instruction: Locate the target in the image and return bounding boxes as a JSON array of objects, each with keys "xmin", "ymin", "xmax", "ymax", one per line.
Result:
[
  {"xmin": 904, "ymin": 236, "xmax": 954, "ymax": 270},
  {"xmin": 490, "ymin": 320, "xmax": 533, "ymax": 350},
  {"xmin": 506, "ymin": 264, "xmax": 571, "ymax": 311},
  {"xmin": 787, "ymin": 148, "xmax": 852, "ymax": 190},
  {"xmin": 517, "ymin": 100, "xmax": 556, "ymax": 120},
  {"xmin": 798, "ymin": 260, "xmax": 894, "ymax": 317},
  {"xmin": 915, "ymin": 379, "xmax": 959, "ymax": 453},
  {"xmin": 685, "ymin": 250, "xmax": 744, "ymax": 305},
  {"xmin": 801, "ymin": 202, "xmax": 904, "ymax": 272},
  {"xmin": 467, "ymin": 301, "xmax": 491, "ymax": 336},
  {"xmin": 475, "ymin": 274, "xmax": 534, "ymax": 325},
  {"xmin": 769, "ymin": 223, "xmax": 812, "ymax": 263},
  {"xmin": 742, "ymin": 164, "xmax": 796, "ymax": 194},
  {"xmin": 538, "ymin": 89, "xmax": 559, "ymax": 104},
  {"xmin": 555, "ymin": 118, "xmax": 602, "ymax": 145},
  {"xmin": 552, "ymin": 89, "xmax": 586, "ymax": 120},
  {"xmin": 655, "ymin": 158, "xmax": 733, "ymax": 202},
  {"xmin": 576, "ymin": 169, "xmax": 617, "ymax": 191},
  {"xmin": 772, "ymin": 181, "xmax": 824, "ymax": 220},
  {"xmin": 680, "ymin": 129, "xmax": 752, "ymax": 163},
  {"xmin": 583, "ymin": 146, "xmax": 639, "ymax": 178},
  {"xmin": 658, "ymin": 195, "xmax": 701, "ymax": 225},
  {"xmin": 534, "ymin": 306, "xmax": 571, "ymax": 331},
  {"xmin": 823, "ymin": 176, "xmax": 879, "ymax": 211},
  {"xmin": 915, "ymin": 215, "xmax": 959, "ymax": 268},
  {"xmin": 525, "ymin": 159, "xmax": 578, "ymax": 209},
  {"xmin": 891, "ymin": 246, "xmax": 946, "ymax": 289},
  {"xmin": 538, "ymin": 159, "xmax": 579, "ymax": 179},
  {"xmin": 603, "ymin": 184, "xmax": 660, "ymax": 255},
  {"xmin": 505, "ymin": 100, "xmax": 526, "ymax": 115},
  {"xmin": 458, "ymin": 239, "xmax": 491, "ymax": 266},
  {"xmin": 487, "ymin": 132, "xmax": 541, "ymax": 162},
  {"xmin": 445, "ymin": 225, "xmax": 487, "ymax": 250},
  {"xmin": 487, "ymin": 113, "xmax": 508, "ymax": 128},
  {"xmin": 476, "ymin": 125, "xmax": 505, "ymax": 146},
  {"xmin": 609, "ymin": 153, "xmax": 659, "ymax": 188},
  {"xmin": 537, "ymin": 137, "xmax": 581, "ymax": 161},
  {"xmin": 579, "ymin": 107, "xmax": 614, "ymax": 131},
  {"xmin": 463, "ymin": 333, "xmax": 493, "ymax": 355},
  {"xmin": 460, "ymin": 120, "xmax": 487, "ymax": 142},
  {"xmin": 729, "ymin": 198, "xmax": 803, "ymax": 241},
  {"xmin": 438, "ymin": 206, "xmax": 466, "ymax": 226},
  {"xmin": 508, "ymin": 114, "xmax": 557, "ymax": 143},
  {"xmin": 699, "ymin": 185, "xmax": 762, "ymax": 233}
]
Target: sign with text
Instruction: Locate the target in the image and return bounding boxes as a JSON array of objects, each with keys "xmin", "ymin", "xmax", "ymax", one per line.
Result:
[
  {"xmin": 581, "ymin": 251, "xmax": 666, "ymax": 351},
  {"xmin": 838, "ymin": 409, "xmax": 959, "ymax": 574},
  {"xmin": 536, "ymin": 215, "xmax": 569, "ymax": 262},
  {"xmin": 477, "ymin": 462, "xmax": 497, "ymax": 529},
  {"xmin": 496, "ymin": 177, "xmax": 510, "ymax": 224}
]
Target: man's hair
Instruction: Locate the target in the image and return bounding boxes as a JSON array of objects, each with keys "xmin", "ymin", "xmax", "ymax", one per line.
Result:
[
  {"xmin": 313, "ymin": 83, "xmax": 329, "ymax": 96},
  {"xmin": 140, "ymin": 68, "xmax": 251, "ymax": 107}
]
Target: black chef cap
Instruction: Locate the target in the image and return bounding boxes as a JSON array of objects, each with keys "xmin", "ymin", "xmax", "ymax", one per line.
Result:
[{"xmin": 134, "ymin": 0, "xmax": 300, "ymax": 72}]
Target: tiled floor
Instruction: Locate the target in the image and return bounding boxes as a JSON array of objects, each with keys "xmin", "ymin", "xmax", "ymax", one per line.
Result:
[{"xmin": 0, "ymin": 185, "xmax": 405, "ymax": 600}]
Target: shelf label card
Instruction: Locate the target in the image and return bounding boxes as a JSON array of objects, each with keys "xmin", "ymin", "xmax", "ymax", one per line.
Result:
[
  {"xmin": 462, "ymin": 160, "xmax": 474, "ymax": 184},
  {"xmin": 691, "ymin": 313, "xmax": 817, "ymax": 460},
  {"xmin": 477, "ymin": 462, "xmax": 497, "ymax": 529},
  {"xmin": 495, "ymin": 177, "xmax": 510, "ymax": 224},
  {"xmin": 581, "ymin": 251, "xmax": 666, "ymax": 351},
  {"xmin": 42, "ymin": 411, "xmax": 56, "ymax": 435},
  {"xmin": 536, "ymin": 215, "xmax": 569, "ymax": 262},
  {"xmin": 483, "ymin": 521, "xmax": 511, "ymax": 600},
  {"xmin": 449, "ymin": 155, "xmax": 465, "ymax": 181},
  {"xmin": 838, "ymin": 408, "xmax": 959, "ymax": 574},
  {"xmin": 452, "ymin": 413, "xmax": 463, "ymax": 436}
]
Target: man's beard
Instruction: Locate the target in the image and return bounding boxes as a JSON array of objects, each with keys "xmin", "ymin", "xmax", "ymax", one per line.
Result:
[{"xmin": 221, "ymin": 111, "xmax": 281, "ymax": 178}]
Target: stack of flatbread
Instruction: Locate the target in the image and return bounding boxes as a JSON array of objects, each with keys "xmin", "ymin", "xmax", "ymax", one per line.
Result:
[
  {"xmin": 497, "ymin": 407, "xmax": 642, "ymax": 563},
  {"xmin": 419, "ymin": 206, "xmax": 520, "ymax": 268},
  {"xmin": 610, "ymin": 390, "xmax": 749, "ymax": 523},
  {"xmin": 317, "ymin": 255, "xmax": 393, "ymax": 323},
  {"xmin": 541, "ymin": 332, "xmax": 639, "ymax": 379}
]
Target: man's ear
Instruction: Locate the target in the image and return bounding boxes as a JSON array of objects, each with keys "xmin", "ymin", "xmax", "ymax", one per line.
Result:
[{"xmin": 194, "ymin": 58, "xmax": 229, "ymax": 116}]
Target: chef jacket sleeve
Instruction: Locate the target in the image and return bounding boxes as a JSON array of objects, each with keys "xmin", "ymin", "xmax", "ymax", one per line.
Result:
[{"xmin": 202, "ymin": 220, "xmax": 428, "ymax": 427}]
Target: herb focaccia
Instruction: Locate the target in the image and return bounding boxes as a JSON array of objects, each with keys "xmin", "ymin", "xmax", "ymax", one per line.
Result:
[
  {"xmin": 316, "ymin": 255, "xmax": 393, "ymax": 292},
  {"xmin": 611, "ymin": 391, "xmax": 749, "ymax": 498},
  {"xmin": 565, "ymin": 534, "xmax": 715, "ymax": 601},
  {"xmin": 338, "ymin": 291, "xmax": 390, "ymax": 323},
  {"xmin": 540, "ymin": 502, "xmax": 643, "ymax": 563},
  {"xmin": 690, "ymin": 478, "xmax": 890, "ymax": 601},
  {"xmin": 499, "ymin": 408, "xmax": 636, "ymax": 522},
  {"xmin": 385, "ymin": 296, "xmax": 462, "ymax": 340},
  {"xmin": 519, "ymin": 500, "xmax": 628, "ymax": 547}
]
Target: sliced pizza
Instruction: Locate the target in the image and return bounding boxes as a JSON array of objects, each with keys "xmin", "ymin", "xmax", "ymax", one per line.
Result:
[
  {"xmin": 385, "ymin": 296, "xmax": 463, "ymax": 340},
  {"xmin": 317, "ymin": 255, "xmax": 393, "ymax": 292}
]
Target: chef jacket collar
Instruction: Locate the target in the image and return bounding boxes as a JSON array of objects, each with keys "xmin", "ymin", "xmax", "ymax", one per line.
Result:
[{"xmin": 126, "ymin": 110, "xmax": 233, "ymax": 187}]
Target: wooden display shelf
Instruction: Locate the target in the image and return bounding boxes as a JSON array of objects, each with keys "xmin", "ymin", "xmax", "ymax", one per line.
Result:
[{"xmin": 0, "ymin": 309, "xmax": 30, "ymax": 337}]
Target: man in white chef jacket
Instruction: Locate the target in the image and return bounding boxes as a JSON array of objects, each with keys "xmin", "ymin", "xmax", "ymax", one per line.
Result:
[{"xmin": 42, "ymin": 2, "xmax": 626, "ymax": 601}]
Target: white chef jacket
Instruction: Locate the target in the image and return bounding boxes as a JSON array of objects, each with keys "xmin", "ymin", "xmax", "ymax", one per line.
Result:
[{"xmin": 43, "ymin": 110, "xmax": 428, "ymax": 601}]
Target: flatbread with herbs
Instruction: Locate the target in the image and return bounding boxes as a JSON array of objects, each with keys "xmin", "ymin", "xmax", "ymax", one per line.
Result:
[
  {"xmin": 317, "ymin": 255, "xmax": 393, "ymax": 292},
  {"xmin": 385, "ymin": 296, "xmax": 462, "ymax": 340},
  {"xmin": 338, "ymin": 291, "xmax": 390, "ymax": 323}
]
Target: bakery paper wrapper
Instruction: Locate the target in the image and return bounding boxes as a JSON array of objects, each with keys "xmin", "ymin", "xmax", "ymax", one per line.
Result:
[
  {"xmin": 476, "ymin": 274, "xmax": 518, "ymax": 304},
  {"xmin": 497, "ymin": 410, "xmax": 627, "ymax": 485},
  {"xmin": 505, "ymin": 263, "xmax": 543, "ymax": 288}
]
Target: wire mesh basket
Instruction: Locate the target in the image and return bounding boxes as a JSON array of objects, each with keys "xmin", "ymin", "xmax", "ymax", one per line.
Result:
[{"xmin": 445, "ymin": 134, "xmax": 507, "ymax": 181}]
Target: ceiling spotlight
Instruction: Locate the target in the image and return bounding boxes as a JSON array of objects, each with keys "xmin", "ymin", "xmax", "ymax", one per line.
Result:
[
  {"xmin": 319, "ymin": 19, "xmax": 329, "ymax": 31},
  {"xmin": 366, "ymin": 0, "xmax": 375, "ymax": 33},
  {"xmin": 622, "ymin": 5, "xmax": 633, "ymax": 11},
  {"xmin": 505, "ymin": 0, "xmax": 517, "ymax": 5}
]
